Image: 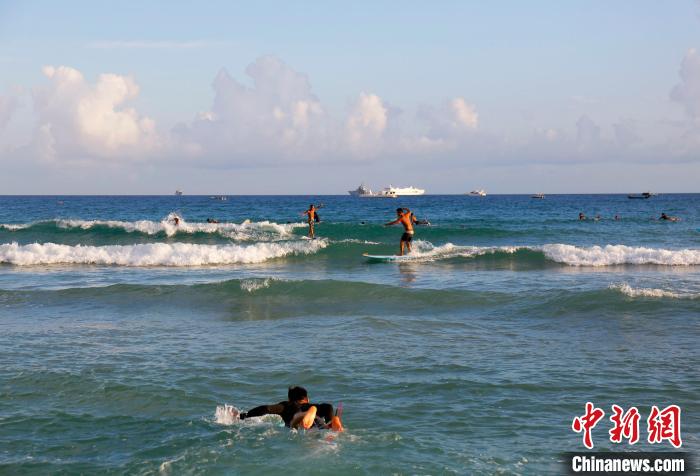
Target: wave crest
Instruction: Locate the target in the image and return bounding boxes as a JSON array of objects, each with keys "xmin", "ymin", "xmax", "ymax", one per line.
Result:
[
  {"xmin": 0, "ymin": 240, "xmax": 326, "ymax": 266},
  {"xmin": 542, "ymin": 244, "xmax": 700, "ymax": 266},
  {"xmin": 3, "ymin": 215, "xmax": 305, "ymax": 241}
]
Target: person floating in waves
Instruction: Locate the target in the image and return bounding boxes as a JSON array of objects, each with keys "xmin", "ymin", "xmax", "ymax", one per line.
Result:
[{"xmin": 240, "ymin": 386, "xmax": 343, "ymax": 431}]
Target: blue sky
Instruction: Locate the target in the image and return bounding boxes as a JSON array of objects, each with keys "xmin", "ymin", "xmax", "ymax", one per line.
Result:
[{"xmin": 0, "ymin": 1, "xmax": 699, "ymax": 193}]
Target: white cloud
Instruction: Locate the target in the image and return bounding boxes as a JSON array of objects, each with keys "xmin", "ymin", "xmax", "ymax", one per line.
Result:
[
  {"xmin": 32, "ymin": 65, "xmax": 160, "ymax": 160},
  {"xmin": 451, "ymin": 98, "xmax": 478, "ymax": 129},
  {"xmin": 172, "ymin": 55, "xmax": 332, "ymax": 163},
  {"xmin": 345, "ymin": 92, "xmax": 388, "ymax": 156}
]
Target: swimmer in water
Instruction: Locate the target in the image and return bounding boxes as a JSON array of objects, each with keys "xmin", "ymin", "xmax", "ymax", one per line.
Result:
[
  {"xmin": 240, "ymin": 386, "xmax": 343, "ymax": 431},
  {"xmin": 660, "ymin": 212, "xmax": 680, "ymax": 222},
  {"xmin": 579, "ymin": 213, "xmax": 586, "ymax": 221},
  {"xmin": 206, "ymin": 218, "xmax": 219, "ymax": 224},
  {"xmin": 385, "ymin": 207, "xmax": 418, "ymax": 256}
]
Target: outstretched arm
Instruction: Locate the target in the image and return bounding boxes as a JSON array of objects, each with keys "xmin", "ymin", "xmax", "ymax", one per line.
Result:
[
  {"xmin": 384, "ymin": 218, "xmax": 400, "ymax": 226},
  {"xmin": 240, "ymin": 403, "xmax": 285, "ymax": 419}
]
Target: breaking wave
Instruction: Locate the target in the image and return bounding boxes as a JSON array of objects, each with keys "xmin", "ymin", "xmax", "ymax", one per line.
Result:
[
  {"xmin": 540, "ymin": 244, "xmax": 700, "ymax": 266},
  {"xmin": 609, "ymin": 283, "xmax": 698, "ymax": 299},
  {"xmin": 0, "ymin": 240, "xmax": 326, "ymax": 266},
  {"xmin": 372, "ymin": 241, "xmax": 700, "ymax": 266},
  {"xmin": 1, "ymin": 214, "xmax": 305, "ymax": 241}
]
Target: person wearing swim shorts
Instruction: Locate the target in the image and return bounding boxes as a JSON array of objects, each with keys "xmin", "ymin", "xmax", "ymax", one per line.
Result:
[
  {"xmin": 303, "ymin": 204, "xmax": 317, "ymax": 238},
  {"xmin": 239, "ymin": 386, "xmax": 343, "ymax": 431},
  {"xmin": 385, "ymin": 207, "xmax": 418, "ymax": 256}
]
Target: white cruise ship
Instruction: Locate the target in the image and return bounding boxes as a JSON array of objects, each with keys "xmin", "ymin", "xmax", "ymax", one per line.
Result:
[
  {"xmin": 383, "ymin": 185, "xmax": 425, "ymax": 196},
  {"xmin": 348, "ymin": 184, "xmax": 425, "ymax": 197}
]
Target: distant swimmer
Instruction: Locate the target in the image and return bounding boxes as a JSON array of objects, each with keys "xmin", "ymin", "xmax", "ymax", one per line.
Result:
[
  {"xmin": 579, "ymin": 213, "xmax": 586, "ymax": 221},
  {"xmin": 206, "ymin": 218, "xmax": 219, "ymax": 224},
  {"xmin": 173, "ymin": 215, "xmax": 181, "ymax": 226},
  {"xmin": 240, "ymin": 386, "xmax": 343, "ymax": 432},
  {"xmin": 614, "ymin": 215, "xmax": 620, "ymax": 221},
  {"xmin": 385, "ymin": 207, "xmax": 418, "ymax": 256},
  {"xmin": 660, "ymin": 212, "xmax": 680, "ymax": 222},
  {"xmin": 303, "ymin": 204, "xmax": 318, "ymax": 238}
]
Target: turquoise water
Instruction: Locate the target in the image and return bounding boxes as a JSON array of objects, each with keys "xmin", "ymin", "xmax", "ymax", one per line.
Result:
[{"xmin": 1, "ymin": 194, "xmax": 698, "ymax": 474}]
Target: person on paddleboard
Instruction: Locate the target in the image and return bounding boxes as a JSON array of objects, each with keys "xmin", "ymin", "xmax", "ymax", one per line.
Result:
[
  {"xmin": 385, "ymin": 207, "xmax": 418, "ymax": 256},
  {"xmin": 239, "ymin": 386, "xmax": 343, "ymax": 431}
]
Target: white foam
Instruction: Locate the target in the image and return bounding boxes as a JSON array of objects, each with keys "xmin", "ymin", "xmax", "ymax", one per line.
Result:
[
  {"xmin": 53, "ymin": 215, "xmax": 305, "ymax": 240},
  {"xmin": 214, "ymin": 404, "xmax": 240, "ymax": 425},
  {"xmin": 0, "ymin": 240, "xmax": 326, "ymax": 266},
  {"xmin": 0, "ymin": 223, "xmax": 30, "ymax": 231},
  {"xmin": 610, "ymin": 283, "xmax": 697, "ymax": 299},
  {"xmin": 404, "ymin": 240, "xmax": 520, "ymax": 261},
  {"xmin": 240, "ymin": 278, "xmax": 273, "ymax": 293},
  {"xmin": 542, "ymin": 244, "xmax": 700, "ymax": 266},
  {"xmin": 335, "ymin": 238, "xmax": 381, "ymax": 245}
]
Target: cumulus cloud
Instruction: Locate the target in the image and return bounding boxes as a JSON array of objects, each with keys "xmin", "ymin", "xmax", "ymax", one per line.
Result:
[
  {"xmin": 345, "ymin": 92, "xmax": 388, "ymax": 156},
  {"xmin": 451, "ymin": 98, "xmax": 478, "ymax": 129},
  {"xmin": 172, "ymin": 55, "xmax": 332, "ymax": 163},
  {"xmin": 31, "ymin": 65, "xmax": 159, "ymax": 160}
]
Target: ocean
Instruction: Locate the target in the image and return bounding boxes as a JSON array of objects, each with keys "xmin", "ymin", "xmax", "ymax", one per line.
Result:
[{"xmin": 0, "ymin": 194, "xmax": 698, "ymax": 474}]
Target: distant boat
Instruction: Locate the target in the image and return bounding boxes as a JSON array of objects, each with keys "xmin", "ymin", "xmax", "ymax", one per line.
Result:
[
  {"xmin": 531, "ymin": 193, "xmax": 545, "ymax": 199},
  {"xmin": 175, "ymin": 190, "xmax": 183, "ymax": 196},
  {"xmin": 348, "ymin": 183, "xmax": 375, "ymax": 197},
  {"xmin": 210, "ymin": 195, "xmax": 227, "ymax": 201},
  {"xmin": 348, "ymin": 183, "xmax": 424, "ymax": 198},
  {"xmin": 627, "ymin": 192, "xmax": 655, "ymax": 199},
  {"xmin": 468, "ymin": 189, "xmax": 487, "ymax": 197}
]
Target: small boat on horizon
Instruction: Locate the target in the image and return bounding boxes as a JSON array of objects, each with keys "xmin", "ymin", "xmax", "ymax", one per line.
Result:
[
  {"xmin": 628, "ymin": 192, "xmax": 655, "ymax": 199},
  {"xmin": 531, "ymin": 193, "xmax": 545, "ymax": 199},
  {"xmin": 468, "ymin": 189, "xmax": 487, "ymax": 197},
  {"xmin": 175, "ymin": 190, "xmax": 183, "ymax": 196}
]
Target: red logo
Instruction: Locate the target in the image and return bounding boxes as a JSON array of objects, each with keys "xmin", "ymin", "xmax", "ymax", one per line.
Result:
[
  {"xmin": 572, "ymin": 403, "xmax": 682, "ymax": 448},
  {"xmin": 647, "ymin": 405, "xmax": 682, "ymax": 448},
  {"xmin": 572, "ymin": 402, "xmax": 606, "ymax": 449}
]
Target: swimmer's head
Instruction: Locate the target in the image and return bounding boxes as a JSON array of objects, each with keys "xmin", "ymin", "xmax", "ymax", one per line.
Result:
[{"xmin": 288, "ymin": 386, "xmax": 308, "ymax": 403}]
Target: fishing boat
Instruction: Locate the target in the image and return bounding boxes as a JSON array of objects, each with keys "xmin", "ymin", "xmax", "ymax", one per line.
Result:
[
  {"xmin": 175, "ymin": 190, "xmax": 183, "ymax": 196},
  {"xmin": 468, "ymin": 189, "xmax": 487, "ymax": 197},
  {"xmin": 531, "ymin": 193, "xmax": 545, "ymax": 199}
]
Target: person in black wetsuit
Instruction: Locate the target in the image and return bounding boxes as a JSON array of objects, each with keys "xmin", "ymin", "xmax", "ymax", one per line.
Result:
[{"xmin": 239, "ymin": 386, "xmax": 338, "ymax": 430}]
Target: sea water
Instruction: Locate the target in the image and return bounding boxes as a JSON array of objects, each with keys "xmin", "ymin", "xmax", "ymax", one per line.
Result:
[{"xmin": 0, "ymin": 194, "xmax": 698, "ymax": 474}]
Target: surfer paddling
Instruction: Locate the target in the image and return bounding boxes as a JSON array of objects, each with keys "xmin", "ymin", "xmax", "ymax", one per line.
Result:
[
  {"xmin": 239, "ymin": 386, "xmax": 343, "ymax": 431},
  {"xmin": 385, "ymin": 207, "xmax": 418, "ymax": 256}
]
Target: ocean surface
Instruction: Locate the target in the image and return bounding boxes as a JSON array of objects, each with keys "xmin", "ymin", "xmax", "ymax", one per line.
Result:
[{"xmin": 0, "ymin": 194, "xmax": 698, "ymax": 475}]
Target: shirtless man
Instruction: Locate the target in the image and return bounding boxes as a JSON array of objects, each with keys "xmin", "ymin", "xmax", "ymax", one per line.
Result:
[
  {"xmin": 303, "ymin": 204, "xmax": 317, "ymax": 238},
  {"xmin": 385, "ymin": 207, "xmax": 418, "ymax": 256},
  {"xmin": 240, "ymin": 386, "xmax": 343, "ymax": 431}
]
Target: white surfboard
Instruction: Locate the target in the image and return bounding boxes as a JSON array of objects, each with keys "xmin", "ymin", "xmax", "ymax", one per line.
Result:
[{"xmin": 363, "ymin": 253, "xmax": 414, "ymax": 262}]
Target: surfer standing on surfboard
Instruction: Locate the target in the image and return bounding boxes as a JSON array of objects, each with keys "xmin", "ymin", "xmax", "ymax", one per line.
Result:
[
  {"xmin": 239, "ymin": 386, "xmax": 343, "ymax": 431},
  {"xmin": 303, "ymin": 204, "xmax": 318, "ymax": 238},
  {"xmin": 385, "ymin": 207, "xmax": 418, "ymax": 256}
]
